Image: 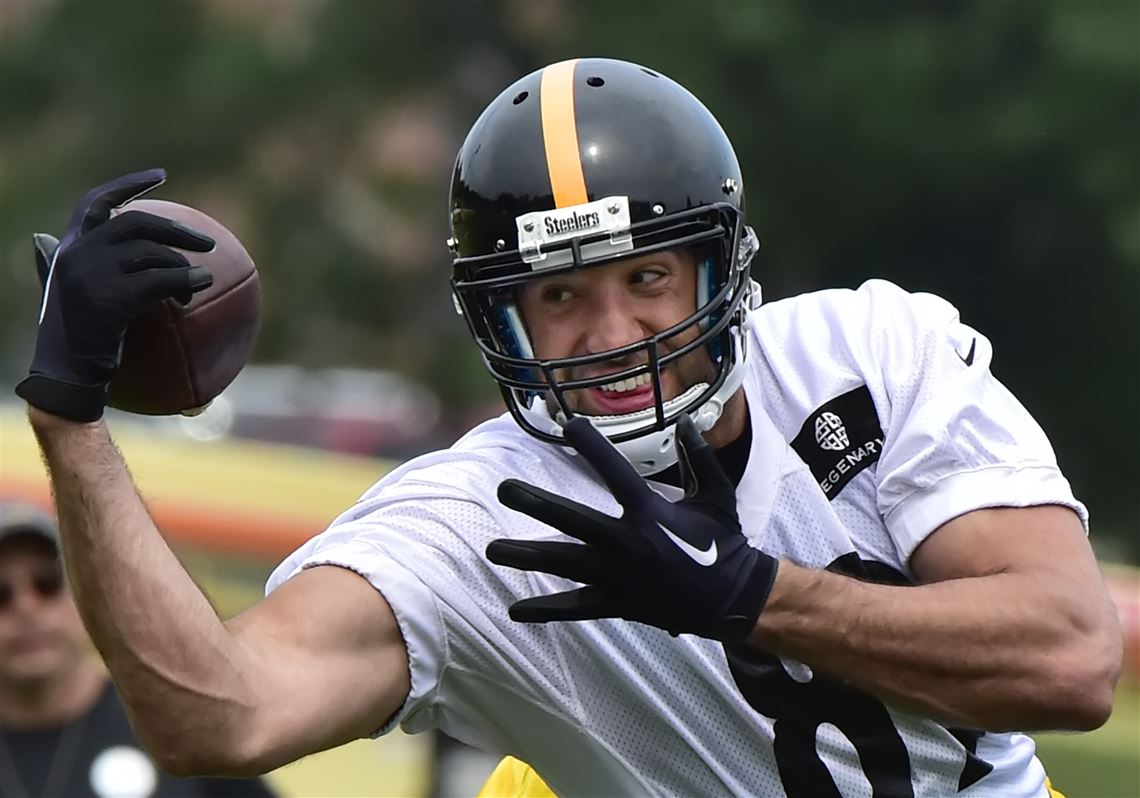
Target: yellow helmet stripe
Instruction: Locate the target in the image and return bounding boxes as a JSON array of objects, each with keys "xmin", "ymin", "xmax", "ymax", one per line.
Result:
[{"xmin": 540, "ymin": 59, "xmax": 589, "ymax": 208}]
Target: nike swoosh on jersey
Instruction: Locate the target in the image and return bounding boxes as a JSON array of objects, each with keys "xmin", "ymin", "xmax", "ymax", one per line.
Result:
[
  {"xmin": 957, "ymin": 338, "xmax": 976, "ymax": 366},
  {"xmin": 657, "ymin": 522, "xmax": 718, "ymax": 566}
]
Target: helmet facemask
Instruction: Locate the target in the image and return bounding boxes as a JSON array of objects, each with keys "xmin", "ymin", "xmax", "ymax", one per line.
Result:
[{"xmin": 453, "ymin": 200, "xmax": 760, "ymax": 475}]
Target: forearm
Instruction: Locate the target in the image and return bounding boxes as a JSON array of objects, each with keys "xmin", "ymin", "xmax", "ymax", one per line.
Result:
[
  {"xmin": 29, "ymin": 409, "xmax": 256, "ymax": 768},
  {"xmin": 750, "ymin": 561, "xmax": 1110, "ymax": 731}
]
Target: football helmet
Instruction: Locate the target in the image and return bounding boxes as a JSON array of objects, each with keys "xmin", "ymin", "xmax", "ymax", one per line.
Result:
[{"xmin": 449, "ymin": 58, "xmax": 760, "ymax": 474}]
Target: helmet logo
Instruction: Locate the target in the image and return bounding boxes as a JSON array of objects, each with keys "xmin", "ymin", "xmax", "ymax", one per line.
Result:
[
  {"xmin": 516, "ymin": 195, "xmax": 633, "ymax": 269},
  {"xmin": 542, "ymin": 208, "xmax": 600, "ymax": 236},
  {"xmin": 815, "ymin": 411, "xmax": 849, "ymax": 451}
]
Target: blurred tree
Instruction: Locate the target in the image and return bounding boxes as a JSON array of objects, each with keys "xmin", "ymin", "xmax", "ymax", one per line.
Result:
[{"xmin": 0, "ymin": 0, "xmax": 1136, "ymax": 555}]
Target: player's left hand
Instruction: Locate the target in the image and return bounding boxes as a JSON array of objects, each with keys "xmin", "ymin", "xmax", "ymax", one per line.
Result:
[
  {"xmin": 487, "ymin": 414, "xmax": 778, "ymax": 642},
  {"xmin": 15, "ymin": 169, "xmax": 215, "ymax": 422}
]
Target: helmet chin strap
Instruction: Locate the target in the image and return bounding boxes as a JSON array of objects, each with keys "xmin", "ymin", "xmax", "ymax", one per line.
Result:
[{"xmin": 610, "ymin": 337, "xmax": 749, "ymax": 476}]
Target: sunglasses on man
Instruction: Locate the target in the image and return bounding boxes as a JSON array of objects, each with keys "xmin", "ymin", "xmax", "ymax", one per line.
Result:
[{"xmin": 0, "ymin": 568, "xmax": 66, "ymax": 610}]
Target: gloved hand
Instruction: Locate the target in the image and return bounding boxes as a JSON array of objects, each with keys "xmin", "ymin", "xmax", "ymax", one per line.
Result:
[
  {"xmin": 487, "ymin": 414, "xmax": 779, "ymax": 642},
  {"xmin": 16, "ymin": 169, "xmax": 215, "ymax": 422}
]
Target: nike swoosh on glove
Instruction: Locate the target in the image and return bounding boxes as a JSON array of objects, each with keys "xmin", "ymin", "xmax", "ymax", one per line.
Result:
[
  {"xmin": 16, "ymin": 169, "xmax": 215, "ymax": 422},
  {"xmin": 487, "ymin": 414, "xmax": 778, "ymax": 642}
]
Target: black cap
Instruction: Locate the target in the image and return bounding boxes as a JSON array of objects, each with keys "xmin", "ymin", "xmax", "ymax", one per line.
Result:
[{"xmin": 0, "ymin": 501, "xmax": 59, "ymax": 550}]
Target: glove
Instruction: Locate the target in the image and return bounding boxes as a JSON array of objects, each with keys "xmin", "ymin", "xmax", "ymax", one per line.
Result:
[
  {"xmin": 487, "ymin": 414, "xmax": 779, "ymax": 641},
  {"xmin": 16, "ymin": 169, "xmax": 215, "ymax": 422}
]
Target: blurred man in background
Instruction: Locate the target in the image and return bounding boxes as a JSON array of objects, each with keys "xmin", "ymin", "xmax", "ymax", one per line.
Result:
[{"xmin": 0, "ymin": 501, "xmax": 276, "ymax": 798}]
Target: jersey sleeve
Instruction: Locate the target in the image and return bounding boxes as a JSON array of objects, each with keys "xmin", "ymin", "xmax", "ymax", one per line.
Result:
[
  {"xmin": 263, "ymin": 436, "xmax": 591, "ymax": 746},
  {"xmin": 264, "ymin": 483, "xmax": 505, "ymax": 737},
  {"xmin": 858, "ymin": 280, "xmax": 1088, "ymax": 564}
]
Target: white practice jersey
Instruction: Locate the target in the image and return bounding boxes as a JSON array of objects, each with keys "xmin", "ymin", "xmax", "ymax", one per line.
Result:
[{"xmin": 267, "ymin": 279, "xmax": 1085, "ymax": 798}]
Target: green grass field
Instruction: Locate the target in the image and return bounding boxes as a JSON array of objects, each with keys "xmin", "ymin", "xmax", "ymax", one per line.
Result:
[{"xmin": 1034, "ymin": 681, "xmax": 1140, "ymax": 798}]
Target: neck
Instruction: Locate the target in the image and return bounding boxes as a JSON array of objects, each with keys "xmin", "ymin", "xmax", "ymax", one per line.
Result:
[
  {"xmin": 0, "ymin": 659, "xmax": 107, "ymax": 730},
  {"xmin": 705, "ymin": 388, "xmax": 749, "ymax": 450}
]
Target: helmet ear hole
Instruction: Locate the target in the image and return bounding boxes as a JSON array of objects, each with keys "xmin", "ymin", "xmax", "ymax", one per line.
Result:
[{"xmin": 586, "ymin": 76, "xmax": 605, "ymax": 88}]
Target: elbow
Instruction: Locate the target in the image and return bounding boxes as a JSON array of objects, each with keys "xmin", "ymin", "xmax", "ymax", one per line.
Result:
[
  {"xmin": 130, "ymin": 724, "xmax": 212, "ymax": 778},
  {"xmin": 1045, "ymin": 684, "xmax": 1116, "ymax": 732},
  {"xmin": 149, "ymin": 744, "xmax": 235, "ymax": 779},
  {"xmin": 153, "ymin": 740, "xmax": 271, "ymax": 780},
  {"xmin": 149, "ymin": 744, "xmax": 212, "ymax": 779},
  {"xmin": 144, "ymin": 719, "xmax": 274, "ymax": 779},
  {"xmin": 1039, "ymin": 626, "xmax": 1123, "ymax": 731},
  {"xmin": 154, "ymin": 750, "xmax": 212, "ymax": 780}
]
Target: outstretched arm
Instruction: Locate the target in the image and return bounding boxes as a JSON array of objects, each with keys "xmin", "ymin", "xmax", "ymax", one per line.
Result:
[
  {"xmin": 750, "ymin": 504, "xmax": 1122, "ymax": 731},
  {"xmin": 31, "ymin": 409, "xmax": 410, "ymax": 776},
  {"xmin": 487, "ymin": 417, "xmax": 1121, "ymax": 732}
]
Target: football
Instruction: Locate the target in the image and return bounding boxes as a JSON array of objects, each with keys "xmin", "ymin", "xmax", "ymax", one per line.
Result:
[{"xmin": 107, "ymin": 199, "xmax": 261, "ymax": 416}]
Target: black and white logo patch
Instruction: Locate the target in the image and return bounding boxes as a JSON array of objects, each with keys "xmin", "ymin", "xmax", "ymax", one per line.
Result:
[
  {"xmin": 793, "ymin": 386, "xmax": 885, "ymax": 500},
  {"xmin": 814, "ymin": 412, "xmax": 848, "ymax": 450}
]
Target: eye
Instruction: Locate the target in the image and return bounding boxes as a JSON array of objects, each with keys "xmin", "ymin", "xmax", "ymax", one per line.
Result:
[
  {"xmin": 631, "ymin": 268, "xmax": 667, "ymax": 286},
  {"xmin": 541, "ymin": 285, "xmax": 575, "ymax": 304}
]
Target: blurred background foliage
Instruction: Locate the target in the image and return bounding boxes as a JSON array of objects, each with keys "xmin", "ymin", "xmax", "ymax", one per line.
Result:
[{"xmin": 1, "ymin": 0, "xmax": 1137, "ymax": 557}]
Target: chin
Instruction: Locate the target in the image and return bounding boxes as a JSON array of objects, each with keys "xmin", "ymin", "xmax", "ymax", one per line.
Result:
[{"xmin": 2, "ymin": 650, "xmax": 70, "ymax": 683}]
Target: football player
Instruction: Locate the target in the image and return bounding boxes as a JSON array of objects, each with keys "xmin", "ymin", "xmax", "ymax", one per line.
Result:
[{"xmin": 17, "ymin": 58, "xmax": 1120, "ymax": 797}]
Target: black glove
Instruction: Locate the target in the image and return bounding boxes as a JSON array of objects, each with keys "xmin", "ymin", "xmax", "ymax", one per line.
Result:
[
  {"xmin": 16, "ymin": 169, "xmax": 215, "ymax": 422},
  {"xmin": 487, "ymin": 415, "xmax": 778, "ymax": 642}
]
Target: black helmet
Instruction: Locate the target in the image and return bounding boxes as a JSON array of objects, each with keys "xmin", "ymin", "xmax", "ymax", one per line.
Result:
[{"xmin": 449, "ymin": 58, "xmax": 760, "ymax": 474}]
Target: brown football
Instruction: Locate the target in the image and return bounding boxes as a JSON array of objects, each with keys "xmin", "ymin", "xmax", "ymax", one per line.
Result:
[{"xmin": 107, "ymin": 199, "xmax": 261, "ymax": 416}]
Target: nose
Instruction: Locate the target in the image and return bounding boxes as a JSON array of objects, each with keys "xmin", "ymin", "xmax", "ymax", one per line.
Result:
[
  {"xmin": 4, "ymin": 586, "xmax": 43, "ymax": 614},
  {"xmin": 583, "ymin": 285, "xmax": 645, "ymax": 357}
]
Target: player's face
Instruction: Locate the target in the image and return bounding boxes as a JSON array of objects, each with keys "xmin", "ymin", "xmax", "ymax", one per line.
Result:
[
  {"xmin": 0, "ymin": 538, "xmax": 87, "ymax": 687},
  {"xmin": 517, "ymin": 248, "xmax": 715, "ymax": 417}
]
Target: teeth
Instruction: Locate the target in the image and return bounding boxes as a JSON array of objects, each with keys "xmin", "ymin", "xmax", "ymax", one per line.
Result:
[{"xmin": 599, "ymin": 373, "xmax": 652, "ymax": 393}]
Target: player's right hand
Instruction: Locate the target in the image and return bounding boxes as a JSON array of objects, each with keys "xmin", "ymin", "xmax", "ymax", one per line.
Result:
[
  {"xmin": 15, "ymin": 169, "xmax": 215, "ymax": 423},
  {"xmin": 488, "ymin": 415, "xmax": 779, "ymax": 642}
]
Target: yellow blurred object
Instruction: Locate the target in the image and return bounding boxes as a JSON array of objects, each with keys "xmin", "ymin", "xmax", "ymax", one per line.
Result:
[
  {"xmin": 473, "ymin": 759, "xmax": 1069, "ymax": 798},
  {"xmin": 0, "ymin": 405, "xmax": 392, "ymax": 559},
  {"xmin": 264, "ymin": 733, "xmax": 430, "ymax": 798},
  {"xmin": 477, "ymin": 757, "xmax": 557, "ymax": 798}
]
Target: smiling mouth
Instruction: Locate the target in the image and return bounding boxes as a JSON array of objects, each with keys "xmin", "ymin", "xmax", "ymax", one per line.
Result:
[
  {"xmin": 596, "ymin": 372, "xmax": 652, "ymax": 393},
  {"xmin": 579, "ymin": 369, "xmax": 660, "ymax": 417}
]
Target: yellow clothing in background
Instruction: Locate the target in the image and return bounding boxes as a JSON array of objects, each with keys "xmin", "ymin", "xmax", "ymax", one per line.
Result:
[
  {"xmin": 475, "ymin": 757, "xmax": 1066, "ymax": 798},
  {"xmin": 477, "ymin": 757, "xmax": 556, "ymax": 798}
]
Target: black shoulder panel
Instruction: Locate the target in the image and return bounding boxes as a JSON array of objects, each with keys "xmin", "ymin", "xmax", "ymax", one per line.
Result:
[{"xmin": 791, "ymin": 386, "xmax": 885, "ymax": 500}]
